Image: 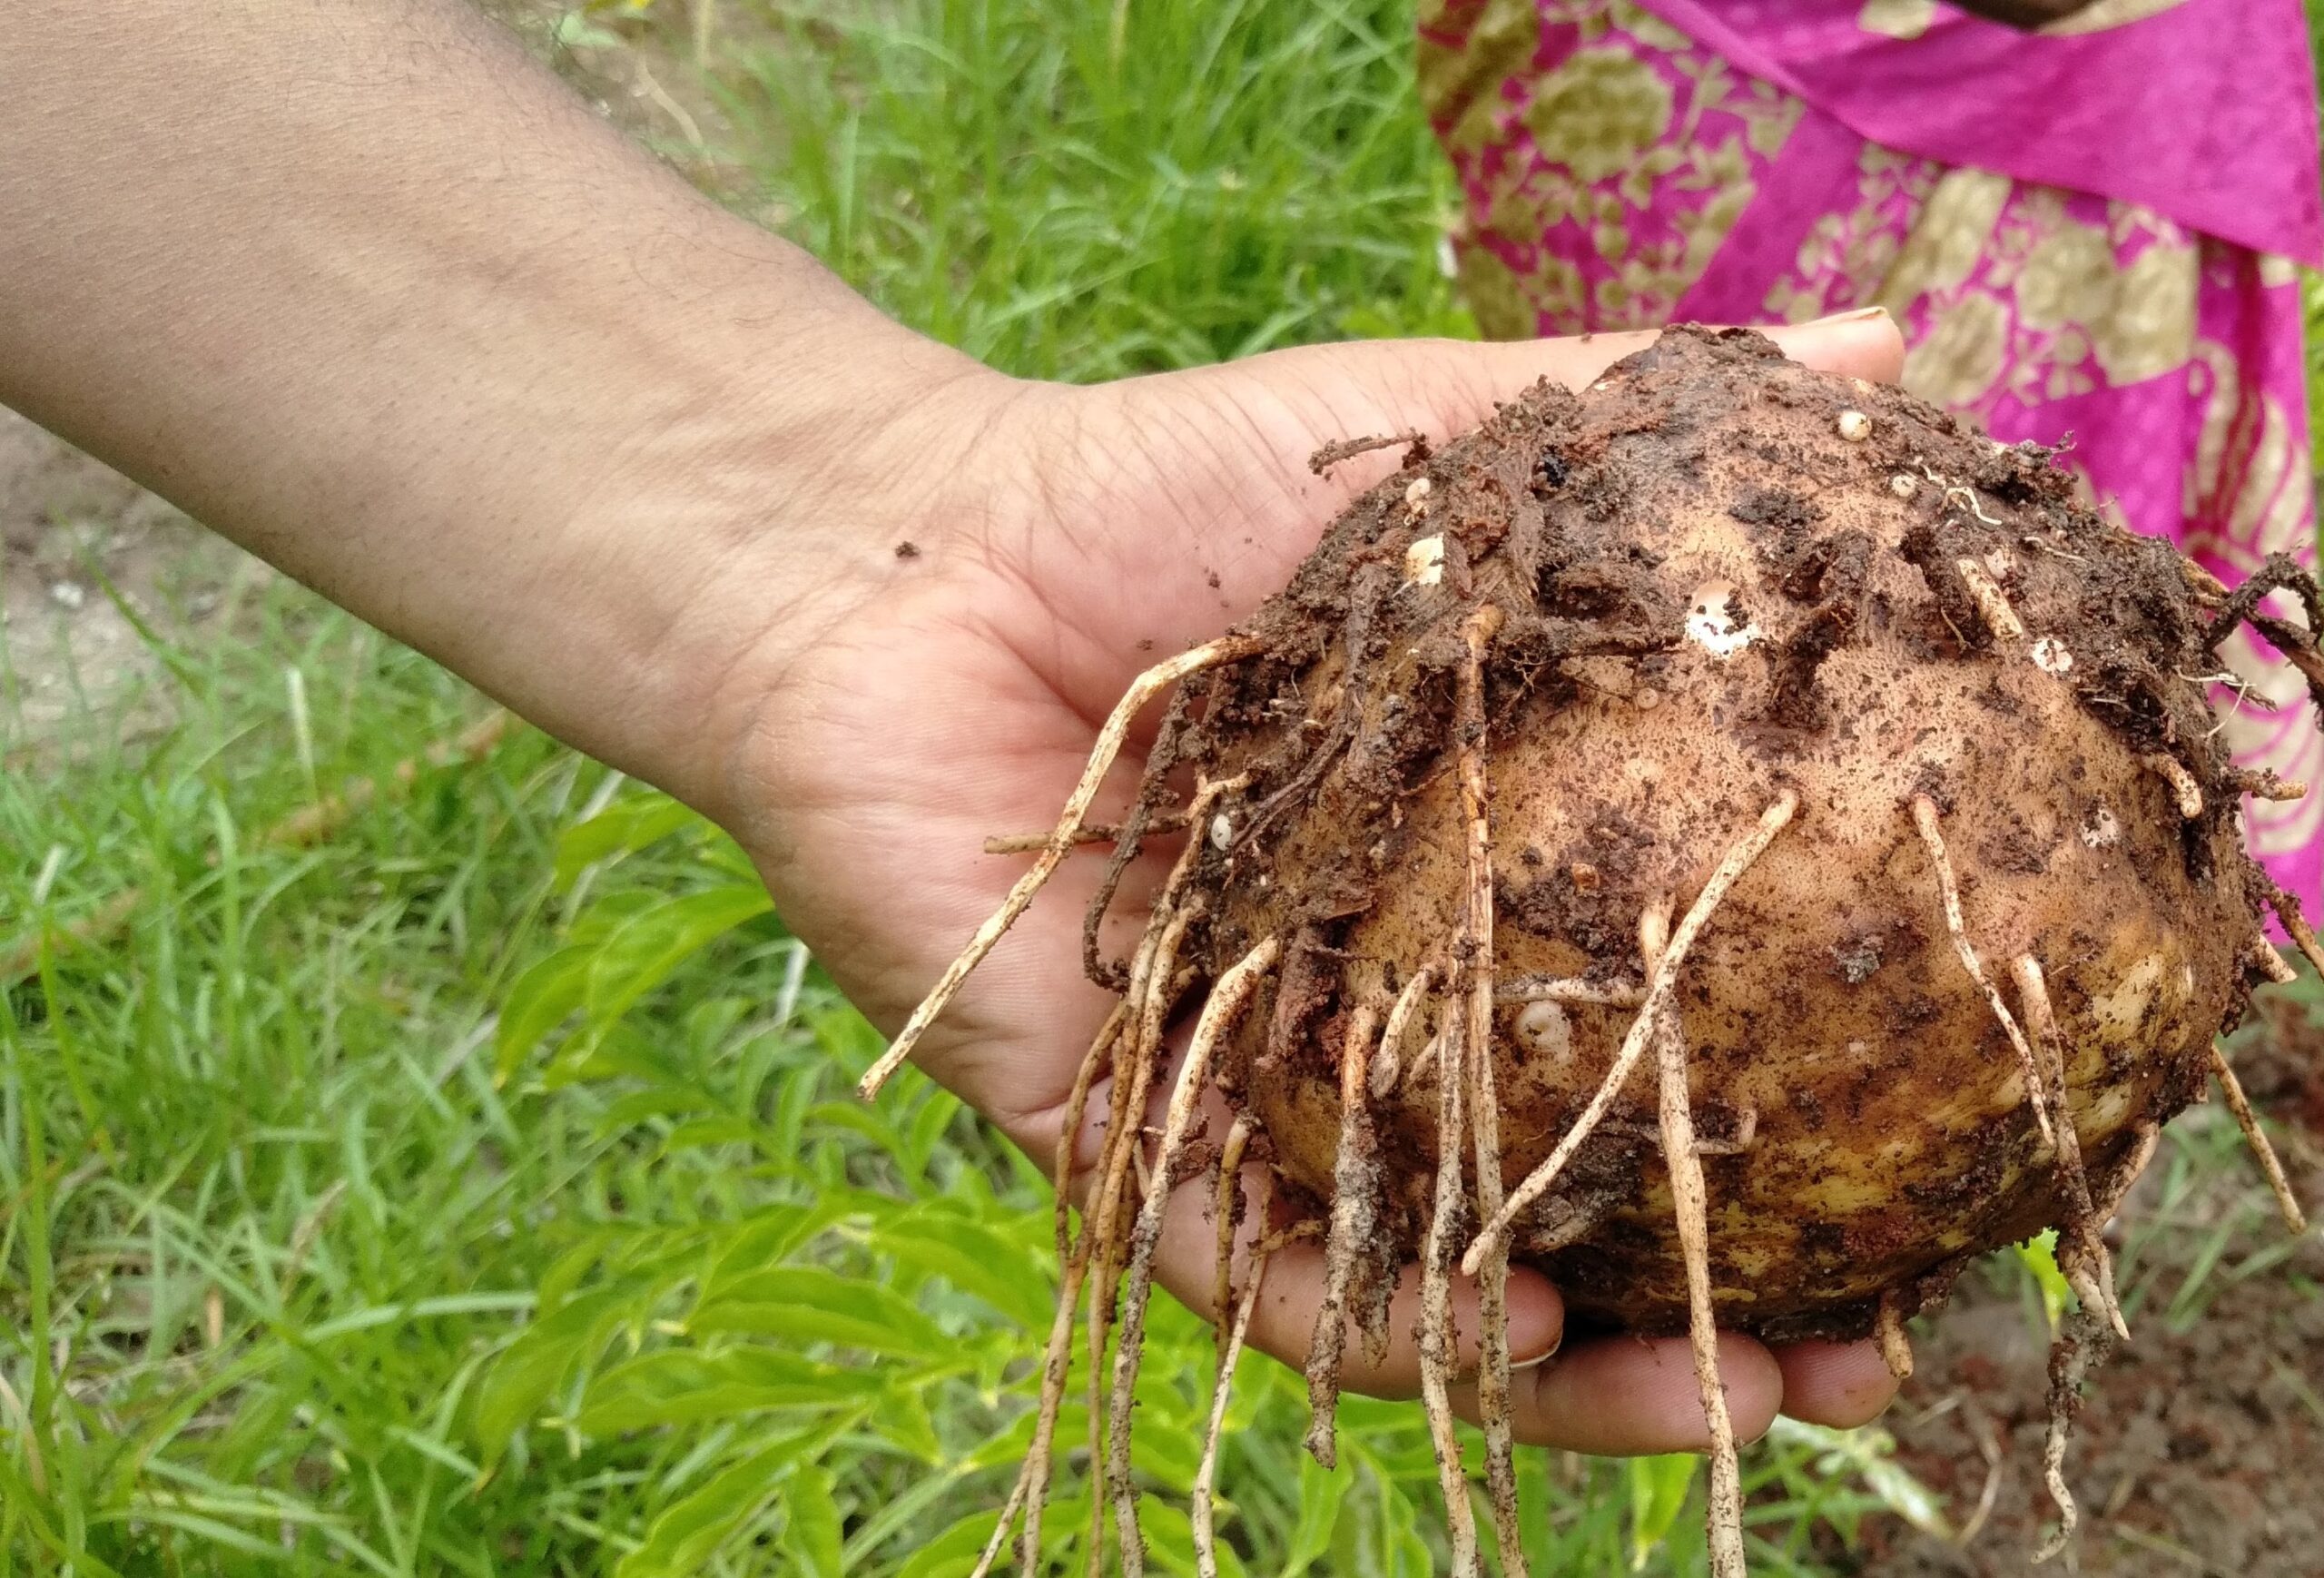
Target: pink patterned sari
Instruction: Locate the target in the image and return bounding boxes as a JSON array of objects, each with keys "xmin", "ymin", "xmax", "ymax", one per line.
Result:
[{"xmin": 1420, "ymin": 0, "xmax": 2323, "ymax": 902}]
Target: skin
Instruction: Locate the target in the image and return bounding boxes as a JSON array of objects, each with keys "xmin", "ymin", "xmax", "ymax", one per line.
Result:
[{"xmin": 0, "ymin": 1, "xmax": 1902, "ymax": 1454}]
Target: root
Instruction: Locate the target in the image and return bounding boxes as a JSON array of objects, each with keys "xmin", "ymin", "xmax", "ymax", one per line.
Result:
[
  {"xmin": 1453, "ymin": 607, "xmax": 1527, "ymax": 1578},
  {"xmin": 1309, "ymin": 429, "xmax": 1427, "ymax": 474},
  {"xmin": 1467, "ymin": 790, "xmax": 1801, "ymax": 1274},
  {"xmin": 1955, "ymin": 557, "xmax": 2027, "ymax": 642},
  {"xmin": 1910, "ymin": 797, "xmax": 2056, "ymax": 1149},
  {"xmin": 2141, "ymin": 753, "xmax": 2203, "ymax": 819},
  {"xmin": 2247, "ymin": 936, "xmax": 2299, "ymax": 985},
  {"xmin": 988, "ymin": 1000, "xmax": 1138, "ymax": 1578},
  {"xmin": 1194, "ymin": 1169, "xmax": 1275, "ymax": 1578},
  {"xmin": 2210, "ymin": 1043, "xmax": 2308, "ymax": 1234},
  {"xmin": 2033, "ymin": 1296, "xmax": 2112, "ymax": 1563},
  {"xmin": 1494, "ymin": 975, "xmax": 1646, "ymax": 1007},
  {"xmin": 1081, "ymin": 902, "xmax": 1202, "ymax": 1574},
  {"xmin": 2223, "ymin": 765, "xmax": 2310, "ymax": 803},
  {"xmin": 2207, "ymin": 549, "xmax": 2323, "ymax": 653},
  {"xmin": 1304, "ymin": 1004, "xmax": 1383, "ymax": 1467},
  {"xmin": 862, "ymin": 635, "xmax": 1263, "ymax": 1100},
  {"xmin": 1418, "ymin": 996, "xmax": 1482, "ymax": 1578},
  {"xmin": 1403, "ymin": 1028, "xmax": 1445, "ymax": 1090},
  {"xmin": 1369, "ymin": 964, "xmax": 1438, "ymax": 1100},
  {"xmin": 2255, "ymin": 875, "xmax": 2324, "ymax": 980},
  {"xmin": 1875, "ymin": 1290, "xmax": 1915, "ymax": 1382},
  {"xmin": 969, "ymin": 1471, "xmax": 1034, "ymax": 1578},
  {"xmin": 983, "ymin": 809, "xmax": 1191, "ymax": 854},
  {"xmin": 1208, "ymin": 1115, "xmax": 1255, "ymax": 1369},
  {"xmin": 1643, "ymin": 901, "xmax": 1747, "ymax": 1578},
  {"xmin": 1056, "ymin": 1002, "xmax": 1133, "ymax": 1257},
  {"xmin": 2021, "ymin": 967, "xmax": 2128, "ymax": 1346},
  {"xmin": 1106, "ymin": 935, "xmax": 1282, "ymax": 1578}
]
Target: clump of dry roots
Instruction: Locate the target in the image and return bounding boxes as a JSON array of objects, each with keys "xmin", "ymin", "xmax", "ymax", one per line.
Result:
[{"xmin": 858, "ymin": 329, "xmax": 2321, "ymax": 1575}]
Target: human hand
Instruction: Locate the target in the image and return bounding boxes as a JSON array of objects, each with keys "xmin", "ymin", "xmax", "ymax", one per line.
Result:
[
  {"xmin": 702, "ymin": 311, "xmax": 1910, "ymax": 1451},
  {"xmin": 0, "ymin": 0, "xmax": 1897, "ymax": 1465}
]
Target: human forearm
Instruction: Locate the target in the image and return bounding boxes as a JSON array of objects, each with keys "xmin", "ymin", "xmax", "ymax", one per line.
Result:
[{"xmin": 0, "ymin": 0, "xmax": 992, "ymax": 804}]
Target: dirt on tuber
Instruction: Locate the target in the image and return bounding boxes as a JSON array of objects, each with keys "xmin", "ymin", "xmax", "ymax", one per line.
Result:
[{"xmin": 861, "ymin": 327, "xmax": 2321, "ymax": 1576}]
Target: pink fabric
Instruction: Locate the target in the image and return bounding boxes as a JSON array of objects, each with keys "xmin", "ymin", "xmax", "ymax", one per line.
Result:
[
  {"xmin": 1425, "ymin": 0, "xmax": 2322, "ymax": 904},
  {"xmin": 1640, "ymin": 0, "xmax": 2324, "ymax": 266}
]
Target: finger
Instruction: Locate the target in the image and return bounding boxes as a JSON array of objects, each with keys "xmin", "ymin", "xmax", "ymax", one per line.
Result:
[
  {"xmin": 1137, "ymin": 1139, "xmax": 1566, "ymax": 1396},
  {"xmin": 1772, "ymin": 1337, "xmax": 1901, "ymax": 1428},
  {"xmin": 1760, "ymin": 310, "xmax": 1907, "ymax": 384},
  {"xmin": 1260, "ymin": 310, "xmax": 1905, "ymax": 488},
  {"xmin": 1456, "ymin": 306, "xmax": 1905, "ymax": 398},
  {"xmin": 1455, "ymin": 1329, "xmax": 1787, "ymax": 1455}
]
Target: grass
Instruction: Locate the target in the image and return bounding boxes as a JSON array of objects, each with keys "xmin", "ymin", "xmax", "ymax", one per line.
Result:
[{"xmin": 0, "ymin": 0, "xmax": 2316, "ymax": 1573}]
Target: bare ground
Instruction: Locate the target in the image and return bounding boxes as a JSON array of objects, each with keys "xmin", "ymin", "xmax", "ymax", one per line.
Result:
[
  {"xmin": 0, "ymin": 408, "xmax": 259, "ymax": 757},
  {"xmin": 1858, "ymin": 993, "xmax": 2324, "ymax": 1577}
]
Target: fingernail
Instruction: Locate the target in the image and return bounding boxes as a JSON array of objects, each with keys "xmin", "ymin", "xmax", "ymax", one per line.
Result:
[
  {"xmin": 1804, "ymin": 304, "xmax": 1891, "ymax": 327},
  {"xmin": 1511, "ymin": 1334, "xmax": 1562, "ymax": 1369}
]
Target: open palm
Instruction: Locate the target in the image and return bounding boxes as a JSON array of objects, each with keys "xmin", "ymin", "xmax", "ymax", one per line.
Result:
[{"xmin": 728, "ymin": 320, "xmax": 1906, "ymax": 1448}]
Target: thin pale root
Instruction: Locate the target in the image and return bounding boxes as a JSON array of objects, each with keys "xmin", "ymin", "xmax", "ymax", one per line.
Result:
[
  {"xmin": 1370, "ymin": 964, "xmax": 1437, "ymax": 1100},
  {"xmin": 984, "ymin": 809, "xmax": 1191, "ymax": 854},
  {"xmin": 1419, "ymin": 999, "xmax": 1481, "ymax": 1578},
  {"xmin": 2211, "ymin": 1043, "xmax": 2308, "ymax": 1234},
  {"xmin": 2260, "ymin": 883, "xmax": 2324, "ymax": 980},
  {"xmin": 1911, "ymin": 797, "xmax": 2056, "ymax": 1149},
  {"xmin": 1193, "ymin": 1169, "xmax": 1275, "ymax": 1578},
  {"xmin": 862, "ymin": 635, "xmax": 1262, "ymax": 1099},
  {"xmin": 2248, "ymin": 936, "xmax": 2300, "ymax": 985},
  {"xmin": 2141, "ymin": 753, "xmax": 2203, "ymax": 819},
  {"xmin": 1643, "ymin": 902, "xmax": 1746, "ymax": 1578},
  {"xmin": 1467, "ymin": 791, "xmax": 1800, "ymax": 1275},
  {"xmin": 1303, "ymin": 1004, "xmax": 1382, "ymax": 1467},
  {"xmin": 1106, "ymin": 935, "xmax": 1281, "ymax": 1578},
  {"xmin": 1493, "ymin": 976, "xmax": 1646, "ymax": 1007},
  {"xmin": 1955, "ymin": 557, "xmax": 2027, "ymax": 642},
  {"xmin": 1875, "ymin": 1291, "xmax": 1915, "ymax": 1382},
  {"xmin": 1453, "ymin": 606, "xmax": 1526, "ymax": 1578},
  {"xmin": 1208, "ymin": 1115, "xmax": 1255, "ymax": 1368}
]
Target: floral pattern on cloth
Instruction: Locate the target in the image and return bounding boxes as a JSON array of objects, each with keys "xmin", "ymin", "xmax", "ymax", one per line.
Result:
[{"xmin": 1417, "ymin": 0, "xmax": 2322, "ymax": 899}]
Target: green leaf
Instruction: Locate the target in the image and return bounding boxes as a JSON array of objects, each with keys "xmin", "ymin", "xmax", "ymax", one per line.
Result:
[
  {"xmin": 584, "ymin": 883, "xmax": 774, "ymax": 1029},
  {"xmin": 691, "ymin": 1265, "xmax": 948, "ymax": 1359},
  {"xmin": 874, "ymin": 1376, "xmax": 944, "ymax": 1465},
  {"xmin": 2017, "ymin": 1230, "xmax": 2071, "ymax": 1332},
  {"xmin": 1766, "ymin": 1418, "xmax": 1954, "ymax": 1541},
  {"xmin": 1279, "ymin": 1452, "xmax": 1348, "ymax": 1577},
  {"xmin": 554, "ymin": 793, "xmax": 703, "ymax": 891},
  {"xmin": 872, "ymin": 1213, "xmax": 1053, "ymax": 1330},
  {"xmin": 1627, "ymin": 1454, "xmax": 1695, "ymax": 1570},
  {"xmin": 702, "ymin": 1199, "xmax": 862, "ymax": 1294},
  {"xmin": 785, "ymin": 1466, "xmax": 845, "ymax": 1578},
  {"xmin": 613, "ymin": 1411, "xmax": 858, "ymax": 1578},
  {"xmin": 472, "ymin": 1287, "xmax": 635, "ymax": 1462},
  {"xmin": 1142, "ymin": 1494, "xmax": 1247, "ymax": 1578},
  {"xmin": 575, "ymin": 1348, "xmax": 877, "ymax": 1434},
  {"xmin": 493, "ymin": 943, "xmax": 592, "ymax": 1083}
]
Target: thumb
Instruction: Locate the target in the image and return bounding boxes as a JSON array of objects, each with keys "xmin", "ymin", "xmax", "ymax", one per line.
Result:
[{"xmin": 1260, "ymin": 307, "xmax": 1905, "ymax": 477}]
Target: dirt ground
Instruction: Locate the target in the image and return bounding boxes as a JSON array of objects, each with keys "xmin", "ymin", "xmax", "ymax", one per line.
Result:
[
  {"xmin": 1858, "ymin": 994, "xmax": 2324, "ymax": 1578},
  {"xmin": 0, "ymin": 409, "xmax": 265, "ymax": 757}
]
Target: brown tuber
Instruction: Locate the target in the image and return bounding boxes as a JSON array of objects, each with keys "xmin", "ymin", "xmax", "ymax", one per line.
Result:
[{"xmin": 864, "ymin": 327, "xmax": 2320, "ymax": 1574}]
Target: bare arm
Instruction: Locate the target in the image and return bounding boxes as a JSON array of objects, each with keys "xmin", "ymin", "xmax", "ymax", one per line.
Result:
[
  {"xmin": 0, "ymin": 0, "xmax": 985, "ymax": 804},
  {"xmin": 0, "ymin": 0, "xmax": 1908, "ymax": 1447}
]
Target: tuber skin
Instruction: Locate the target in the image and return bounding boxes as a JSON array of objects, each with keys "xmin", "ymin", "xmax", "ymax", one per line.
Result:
[
  {"xmin": 1209, "ymin": 329, "xmax": 2249, "ymax": 1343},
  {"xmin": 888, "ymin": 329, "xmax": 2320, "ymax": 1575},
  {"xmin": 0, "ymin": 2, "xmax": 1909, "ymax": 1458}
]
